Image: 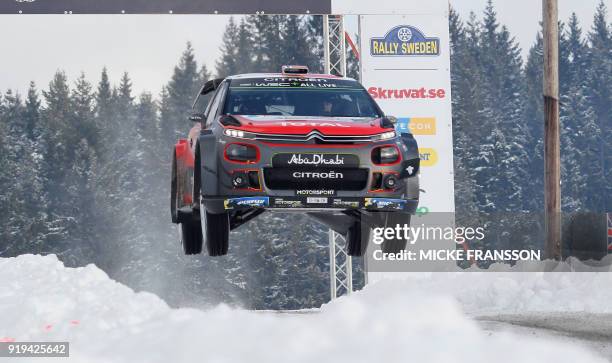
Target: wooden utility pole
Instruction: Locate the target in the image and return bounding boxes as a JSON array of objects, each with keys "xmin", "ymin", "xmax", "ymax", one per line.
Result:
[{"xmin": 543, "ymin": 0, "xmax": 561, "ymax": 260}]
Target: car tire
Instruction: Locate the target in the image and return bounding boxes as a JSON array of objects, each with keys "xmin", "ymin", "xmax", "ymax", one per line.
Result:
[
  {"xmin": 381, "ymin": 212, "xmax": 411, "ymax": 254},
  {"xmin": 171, "ymin": 150, "xmax": 179, "ymax": 223},
  {"xmin": 203, "ymin": 210, "xmax": 230, "ymax": 256},
  {"xmin": 180, "ymin": 219, "xmax": 203, "ymax": 255},
  {"xmin": 347, "ymin": 221, "xmax": 370, "ymax": 257}
]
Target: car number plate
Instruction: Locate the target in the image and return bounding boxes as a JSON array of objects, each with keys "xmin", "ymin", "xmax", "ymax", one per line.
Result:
[{"xmin": 307, "ymin": 197, "xmax": 328, "ymax": 204}]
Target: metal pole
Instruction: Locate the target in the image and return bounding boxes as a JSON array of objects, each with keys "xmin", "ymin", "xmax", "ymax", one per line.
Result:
[
  {"xmin": 328, "ymin": 229, "xmax": 337, "ymax": 299},
  {"xmin": 324, "ymin": 14, "xmax": 352, "ymax": 300},
  {"xmin": 543, "ymin": 0, "xmax": 561, "ymax": 260},
  {"xmin": 323, "ymin": 15, "xmax": 331, "ymax": 74},
  {"xmin": 339, "ymin": 17, "xmax": 347, "ymax": 77},
  {"xmin": 346, "ymin": 246, "xmax": 353, "ymax": 294}
]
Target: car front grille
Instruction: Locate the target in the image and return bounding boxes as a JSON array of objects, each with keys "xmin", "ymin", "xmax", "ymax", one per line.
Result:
[{"xmin": 263, "ymin": 167, "xmax": 369, "ymax": 191}]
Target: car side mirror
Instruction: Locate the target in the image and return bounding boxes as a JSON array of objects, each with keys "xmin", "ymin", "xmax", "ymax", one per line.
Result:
[
  {"xmin": 380, "ymin": 115, "xmax": 397, "ymax": 129},
  {"xmin": 189, "ymin": 113, "xmax": 205, "ymax": 122}
]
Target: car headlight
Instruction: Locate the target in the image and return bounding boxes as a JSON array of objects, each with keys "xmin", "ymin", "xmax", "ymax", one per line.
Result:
[
  {"xmin": 372, "ymin": 131, "xmax": 396, "ymax": 141},
  {"xmin": 224, "ymin": 129, "xmax": 257, "ymax": 139},
  {"xmin": 224, "ymin": 129, "xmax": 244, "ymax": 138}
]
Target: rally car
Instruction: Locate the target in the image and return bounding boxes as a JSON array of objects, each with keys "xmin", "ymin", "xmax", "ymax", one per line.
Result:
[{"xmin": 171, "ymin": 65, "xmax": 420, "ymax": 257}]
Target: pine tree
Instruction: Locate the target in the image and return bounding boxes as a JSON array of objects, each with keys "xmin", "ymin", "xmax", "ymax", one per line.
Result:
[
  {"xmin": 560, "ymin": 82, "xmax": 601, "ymax": 210},
  {"xmin": 216, "ymin": 17, "xmax": 240, "ymax": 77},
  {"xmin": 0, "ymin": 91, "xmax": 32, "ymax": 254},
  {"xmin": 161, "ymin": 43, "xmax": 202, "ymax": 149},
  {"xmin": 522, "ymin": 33, "xmax": 545, "ymax": 211},
  {"xmin": 72, "ymin": 73, "xmax": 98, "ymax": 149},
  {"xmin": 280, "ymin": 16, "xmax": 320, "ymax": 72},
  {"xmin": 235, "ymin": 18, "xmax": 255, "ymax": 73},
  {"xmin": 23, "ymin": 82, "xmax": 40, "ymax": 140},
  {"xmin": 248, "ymin": 15, "xmax": 284, "ymax": 72},
  {"xmin": 95, "ymin": 67, "xmax": 114, "ymax": 150},
  {"xmin": 41, "ymin": 71, "xmax": 73, "ymax": 215},
  {"xmin": 585, "ymin": 1, "xmax": 611, "ymax": 211},
  {"xmin": 449, "ymin": 7, "xmax": 481, "ymax": 222},
  {"xmin": 305, "ymin": 16, "xmax": 324, "ymax": 73}
]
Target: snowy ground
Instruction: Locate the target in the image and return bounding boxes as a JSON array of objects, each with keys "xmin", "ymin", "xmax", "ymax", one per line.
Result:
[{"xmin": 2, "ymin": 255, "xmax": 612, "ymax": 363}]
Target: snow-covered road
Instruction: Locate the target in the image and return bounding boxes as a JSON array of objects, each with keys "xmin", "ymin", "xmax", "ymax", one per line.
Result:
[
  {"xmin": 479, "ymin": 314, "xmax": 612, "ymax": 360},
  {"xmin": 2, "ymin": 254, "xmax": 612, "ymax": 363}
]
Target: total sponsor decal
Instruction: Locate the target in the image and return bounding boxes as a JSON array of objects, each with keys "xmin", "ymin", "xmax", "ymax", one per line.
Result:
[
  {"xmin": 280, "ymin": 122, "xmax": 351, "ymax": 127},
  {"xmin": 370, "ymin": 25, "xmax": 440, "ymax": 57},
  {"xmin": 368, "ymin": 87, "xmax": 446, "ymax": 100},
  {"xmin": 395, "ymin": 117, "xmax": 436, "ymax": 135},
  {"xmin": 419, "ymin": 148, "xmax": 438, "ymax": 167},
  {"xmin": 364, "ymin": 198, "xmax": 407, "ymax": 211},
  {"xmin": 224, "ymin": 197, "xmax": 269, "ymax": 210}
]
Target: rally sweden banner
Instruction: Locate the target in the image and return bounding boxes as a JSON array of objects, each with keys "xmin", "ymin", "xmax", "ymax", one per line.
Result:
[{"xmin": 359, "ymin": 11, "xmax": 455, "ymax": 214}]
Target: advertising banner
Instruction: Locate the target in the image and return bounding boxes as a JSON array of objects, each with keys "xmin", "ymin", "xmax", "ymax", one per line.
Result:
[
  {"xmin": 359, "ymin": 11, "xmax": 455, "ymax": 214},
  {"xmin": 359, "ymin": 9, "xmax": 456, "ymax": 277}
]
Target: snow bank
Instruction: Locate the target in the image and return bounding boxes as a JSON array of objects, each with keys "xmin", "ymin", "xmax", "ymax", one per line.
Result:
[
  {"xmin": 0, "ymin": 254, "xmax": 609, "ymax": 363},
  {"xmin": 371, "ymin": 257, "xmax": 612, "ymax": 316}
]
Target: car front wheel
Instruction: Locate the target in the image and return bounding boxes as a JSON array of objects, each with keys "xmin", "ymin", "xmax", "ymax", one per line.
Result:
[{"xmin": 202, "ymin": 210, "xmax": 230, "ymax": 256}]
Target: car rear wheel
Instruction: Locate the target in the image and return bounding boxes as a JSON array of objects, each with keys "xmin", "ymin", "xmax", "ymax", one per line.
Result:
[
  {"xmin": 180, "ymin": 219, "xmax": 203, "ymax": 255},
  {"xmin": 203, "ymin": 210, "xmax": 230, "ymax": 256},
  {"xmin": 381, "ymin": 212, "xmax": 411, "ymax": 254}
]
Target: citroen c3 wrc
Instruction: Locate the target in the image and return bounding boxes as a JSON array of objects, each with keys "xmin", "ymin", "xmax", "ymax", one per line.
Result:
[{"xmin": 171, "ymin": 66, "xmax": 420, "ymax": 257}]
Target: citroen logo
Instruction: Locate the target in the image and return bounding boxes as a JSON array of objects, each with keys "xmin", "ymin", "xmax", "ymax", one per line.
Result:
[{"xmin": 305, "ymin": 130, "xmax": 325, "ymax": 141}]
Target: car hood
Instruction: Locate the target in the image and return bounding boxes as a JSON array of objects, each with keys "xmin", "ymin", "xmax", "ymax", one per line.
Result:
[{"xmin": 231, "ymin": 115, "xmax": 389, "ymax": 136}]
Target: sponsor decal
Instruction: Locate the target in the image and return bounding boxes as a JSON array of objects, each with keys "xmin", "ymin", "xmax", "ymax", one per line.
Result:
[
  {"xmin": 415, "ymin": 206, "xmax": 430, "ymax": 216},
  {"xmin": 307, "ymin": 197, "xmax": 328, "ymax": 204},
  {"xmin": 370, "ymin": 25, "xmax": 440, "ymax": 57},
  {"xmin": 273, "ymin": 153, "xmax": 358, "ymax": 168},
  {"xmin": 280, "ymin": 121, "xmax": 351, "ymax": 127},
  {"xmin": 251, "ymin": 82, "xmax": 338, "ymax": 88},
  {"xmin": 224, "ymin": 197, "xmax": 269, "ymax": 209},
  {"xmin": 332, "ymin": 199, "xmax": 361, "ymax": 208},
  {"xmin": 400, "ymin": 159, "xmax": 420, "ymax": 178},
  {"xmin": 272, "ymin": 198, "xmax": 304, "ymax": 208},
  {"xmin": 272, "ymin": 153, "xmax": 359, "ymax": 168},
  {"xmin": 232, "ymin": 78, "xmax": 359, "ymax": 90},
  {"xmin": 263, "ymin": 78, "xmax": 330, "ymax": 82},
  {"xmin": 608, "ymin": 213, "xmax": 612, "ymax": 253},
  {"xmin": 419, "ymin": 148, "xmax": 438, "ymax": 167},
  {"xmin": 289, "ymin": 154, "xmax": 344, "ymax": 166},
  {"xmin": 368, "ymin": 87, "xmax": 446, "ymax": 99},
  {"xmin": 292, "ymin": 171, "xmax": 343, "ymax": 179},
  {"xmin": 296, "ymin": 190, "xmax": 336, "ymax": 196},
  {"xmin": 364, "ymin": 198, "xmax": 407, "ymax": 211},
  {"xmin": 396, "ymin": 117, "xmax": 436, "ymax": 135}
]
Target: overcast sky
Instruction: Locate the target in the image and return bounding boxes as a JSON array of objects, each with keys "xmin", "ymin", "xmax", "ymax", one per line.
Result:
[{"xmin": 0, "ymin": 0, "xmax": 608, "ymax": 98}]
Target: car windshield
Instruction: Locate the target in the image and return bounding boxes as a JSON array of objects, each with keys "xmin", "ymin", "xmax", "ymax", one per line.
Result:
[{"xmin": 223, "ymin": 77, "xmax": 382, "ymax": 118}]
